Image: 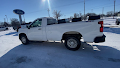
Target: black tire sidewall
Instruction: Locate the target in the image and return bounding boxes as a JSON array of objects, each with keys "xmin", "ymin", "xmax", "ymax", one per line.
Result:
[
  {"xmin": 116, "ymin": 21, "xmax": 119, "ymax": 25},
  {"xmin": 65, "ymin": 37, "xmax": 81, "ymax": 51}
]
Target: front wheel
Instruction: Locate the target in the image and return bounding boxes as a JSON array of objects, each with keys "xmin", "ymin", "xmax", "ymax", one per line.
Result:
[
  {"xmin": 65, "ymin": 37, "xmax": 81, "ymax": 51},
  {"xmin": 20, "ymin": 35, "xmax": 29, "ymax": 45}
]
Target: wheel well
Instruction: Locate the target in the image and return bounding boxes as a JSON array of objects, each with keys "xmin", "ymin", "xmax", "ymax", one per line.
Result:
[
  {"xmin": 19, "ymin": 33, "xmax": 27, "ymax": 39},
  {"xmin": 62, "ymin": 31, "xmax": 82, "ymax": 40}
]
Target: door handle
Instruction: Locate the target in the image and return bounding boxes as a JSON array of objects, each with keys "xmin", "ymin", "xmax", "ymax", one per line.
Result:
[{"xmin": 38, "ymin": 28, "xmax": 41, "ymax": 30}]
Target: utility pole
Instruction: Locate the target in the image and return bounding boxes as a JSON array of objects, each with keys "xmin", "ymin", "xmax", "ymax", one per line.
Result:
[
  {"xmin": 102, "ymin": 7, "xmax": 104, "ymax": 19},
  {"xmin": 5, "ymin": 15, "xmax": 8, "ymax": 23},
  {"xmin": 48, "ymin": 8, "xmax": 50, "ymax": 17},
  {"xmin": 113, "ymin": 0, "xmax": 115, "ymax": 19},
  {"xmin": 84, "ymin": 0, "xmax": 85, "ymax": 19}
]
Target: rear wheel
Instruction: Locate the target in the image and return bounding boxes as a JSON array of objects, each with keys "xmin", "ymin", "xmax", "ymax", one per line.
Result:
[
  {"xmin": 20, "ymin": 35, "xmax": 29, "ymax": 45},
  {"xmin": 65, "ymin": 37, "xmax": 81, "ymax": 51}
]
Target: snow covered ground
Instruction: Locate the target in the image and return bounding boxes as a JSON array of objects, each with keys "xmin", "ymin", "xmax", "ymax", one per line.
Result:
[
  {"xmin": 103, "ymin": 16, "xmax": 119, "ymax": 25},
  {"xmin": 0, "ymin": 25, "xmax": 120, "ymax": 68}
]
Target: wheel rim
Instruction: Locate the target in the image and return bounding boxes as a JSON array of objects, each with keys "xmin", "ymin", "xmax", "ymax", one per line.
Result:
[
  {"xmin": 67, "ymin": 39, "xmax": 78, "ymax": 48},
  {"xmin": 21, "ymin": 37, "xmax": 26, "ymax": 43}
]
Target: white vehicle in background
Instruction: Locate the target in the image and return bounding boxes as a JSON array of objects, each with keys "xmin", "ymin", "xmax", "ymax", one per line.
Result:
[
  {"xmin": 0, "ymin": 26, "xmax": 8, "ymax": 31},
  {"xmin": 18, "ymin": 16, "xmax": 106, "ymax": 51},
  {"xmin": 116, "ymin": 17, "xmax": 120, "ymax": 25}
]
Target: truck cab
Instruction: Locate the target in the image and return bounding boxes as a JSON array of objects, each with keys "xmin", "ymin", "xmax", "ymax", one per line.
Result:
[{"xmin": 19, "ymin": 17, "xmax": 57, "ymax": 41}]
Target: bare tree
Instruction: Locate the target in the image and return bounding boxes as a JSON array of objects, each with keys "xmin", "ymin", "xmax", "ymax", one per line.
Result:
[
  {"xmin": 4, "ymin": 22, "xmax": 9, "ymax": 27},
  {"xmin": 85, "ymin": 13, "xmax": 97, "ymax": 16},
  {"xmin": 74, "ymin": 13, "xmax": 79, "ymax": 18},
  {"xmin": 79, "ymin": 12, "xmax": 82, "ymax": 17},
  {"xmin": 11, "ymin": 18, "xmax": 20, "ymax": 30},
  {"xmin": 0, "ymin": 22, "xmax": 9, "ymax": 27},
  {"xmin": 53, "ymin": 10, "xmax": 62, "ymax": 20},
  {"xmin": 99, "ymin": 14, "xmax": 105, "ymax": 18},
  {"xmin": 0, "ymin": 22, "xmax": 4, "ymax": 26},
  {"xmin": 74, "ymin": 13, "xmax": 77, "ymax": 18},
  {"xmin": 106, "ymin": 11, "xmax": 114, "ymax": 17},
  {"xmin": 69, "ymin": 16, "xmax": 73, "ymax": 22}
]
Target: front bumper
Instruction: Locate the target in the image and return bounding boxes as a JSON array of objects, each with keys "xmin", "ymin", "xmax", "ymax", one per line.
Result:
[{"xmin": 94, "ymin": 34, "xmax": 106, "ymax": 43}]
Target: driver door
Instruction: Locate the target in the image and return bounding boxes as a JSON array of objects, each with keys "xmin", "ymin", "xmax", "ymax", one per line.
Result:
[{"xmin": 27, "ymin": 19, "xmax": 43, "ymax": 41}]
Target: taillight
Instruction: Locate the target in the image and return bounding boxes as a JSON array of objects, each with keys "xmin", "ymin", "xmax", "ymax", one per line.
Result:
[
  {"xmin": 98, "ymin": 21, "xmax": 103, "ymax": 32},
  {"xmin": 100, "ymin": 27, "xmax": 103, "ymax": 32}
]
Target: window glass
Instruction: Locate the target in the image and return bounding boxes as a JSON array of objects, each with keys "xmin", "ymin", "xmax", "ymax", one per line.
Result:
[
  {"xmin": 30, "ymin": 19, "xmax": 42, "ymax": 27},
  {"xmin": 47, "ymin": 19, "xmax": 57, "ymax": 25}
]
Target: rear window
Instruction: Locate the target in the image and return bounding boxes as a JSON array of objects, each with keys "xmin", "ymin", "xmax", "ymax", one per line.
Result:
[{"xmin": 47, "ymin": 19, "xmax": 57, "ymax": 25}]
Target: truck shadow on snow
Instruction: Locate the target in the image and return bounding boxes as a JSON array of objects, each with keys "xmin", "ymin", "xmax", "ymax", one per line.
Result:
[
  {"xmin": 0, "ymin": 42, "xmax": 120, "ymax": 68},
  {"xmin": 104, "ymin": 27, "xmax": 120, "ymax": 34}
]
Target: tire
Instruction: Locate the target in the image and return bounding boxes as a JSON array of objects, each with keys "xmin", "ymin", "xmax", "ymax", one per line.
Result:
[
  {"xmin": 116, "ymin": 23, "xmax": 119, "ymax": 25},
  {"xmin": 16, "ymin": 29, "xmax": 18, "ymax": 32},
  {"xmin": 6, "ymin": 28, "xmax": 8, "ymax": 30},
  {"xmin": 13, "ymin": 27, "xmax": 15, "ymax": 30},
  {"xmin": 65, "ymin": 37, "xmax": 81, "ymax": 51},
  {"xmin": 20, "ymin": 35, "xmax": 29, "ymax": 45},
  {"xmin": 116, "ymin": 21, "xmax": 119, "ymax": 25},
  {"xmin": 118, "ymin": 22, "xmax": 120, "ymax": 25}
]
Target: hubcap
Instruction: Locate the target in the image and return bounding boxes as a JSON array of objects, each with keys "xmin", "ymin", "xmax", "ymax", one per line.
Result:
[
  {"xmin": 67, "ymin": 39, "xmax": 78, "ymax": 48},
  {"xmin": 21, "ymin": 37, "xmax": 26, "ymax": 43}
]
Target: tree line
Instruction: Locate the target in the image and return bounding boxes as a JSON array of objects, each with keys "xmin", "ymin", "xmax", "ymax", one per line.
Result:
[
  {"xmin": 54, "ymin": 11, "xmax": 120, "ymax": 20},
  {"xmin": 0, "ymin": 10, "xmax": 119, "ymax": 27}
]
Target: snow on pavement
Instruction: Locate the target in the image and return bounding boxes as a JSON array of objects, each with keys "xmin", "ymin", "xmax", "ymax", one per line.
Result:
[
  {"xmin": 0, "ymin": 27, "xmax": 21, "ymax": 57},
  {"xmin": 0, "ymin": 27, "xmax": 120, "ymax": 68}
]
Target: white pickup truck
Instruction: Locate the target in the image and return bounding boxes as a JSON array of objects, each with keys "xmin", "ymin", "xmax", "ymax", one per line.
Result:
[{"xmin": 18, "ymin": 17, "xmax": 105, "ymax": 51}]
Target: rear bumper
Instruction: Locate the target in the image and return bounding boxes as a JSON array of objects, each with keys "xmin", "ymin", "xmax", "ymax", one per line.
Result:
[{"xmin": 94, "ymin": 34, "xmax": 106, "ymax": 43}]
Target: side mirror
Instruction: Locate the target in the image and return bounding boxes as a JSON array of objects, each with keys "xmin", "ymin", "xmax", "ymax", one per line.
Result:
[{"xmin": 27, "ymin": 25, "xmax": 30, "ymax": 29}]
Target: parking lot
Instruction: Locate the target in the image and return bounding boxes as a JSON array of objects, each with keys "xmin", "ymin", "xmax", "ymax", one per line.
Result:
[{"xmin": 0, "ymin": 27, "xmax": 120, "ymax": 68}]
